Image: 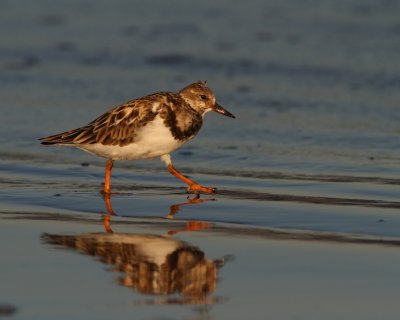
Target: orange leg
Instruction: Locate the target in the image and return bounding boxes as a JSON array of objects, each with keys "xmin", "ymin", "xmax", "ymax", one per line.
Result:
[
  {"xmin": 103, "ymin": 159, "xmax": 114, "ymax": 194},
  {"xmin": 167, "ymin": 164, "xmax": 216, "ymax": 194}
]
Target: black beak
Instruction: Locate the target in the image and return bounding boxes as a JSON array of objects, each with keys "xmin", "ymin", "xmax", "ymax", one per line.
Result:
[{"xmin": 213, "ymin": 103, "xmax": 235, "ymax": 118}]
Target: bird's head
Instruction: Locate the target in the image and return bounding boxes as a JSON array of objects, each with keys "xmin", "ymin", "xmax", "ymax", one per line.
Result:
[{"xmin": 178, "ymin": 81, "xmax": 235, "ymax": 118}]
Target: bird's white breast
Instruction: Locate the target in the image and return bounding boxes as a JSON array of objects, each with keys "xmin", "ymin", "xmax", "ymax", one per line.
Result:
[{"xmin": 79, "ymin": 116, "xmax": 188, "ymax": 160}]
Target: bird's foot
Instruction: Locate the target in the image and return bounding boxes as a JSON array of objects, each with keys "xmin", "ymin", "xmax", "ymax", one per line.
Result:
[{"xmin": 187, "ymin": 183, "xmax": 217, "ymax": 194}]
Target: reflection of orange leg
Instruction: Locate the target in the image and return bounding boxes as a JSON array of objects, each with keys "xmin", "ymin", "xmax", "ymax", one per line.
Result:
[
  {"xmin": 103, "ymin": 215, "xmax": 113, "ymax": 233},
  {"xmin": 167, "ymin": 164, "xmax": 216, "ymax": 194},
  {"xmin": 102, "ymin": 193, "xmax": 117, "ymax": 216},
  {"xmin": 166, "ymin": 194, "xmax": 215, "ymax": 219},
  {"xmin": 186, "ymin": 221, "xmax": 213, "ymax": 231},
  {"xmin": 103, "ymin": 159, "xmax": 114, "ymax": 194},
  {"xmin": 167, "ymin": 221, "xmax": 213, "ymax": 236},
  {"xmin": 166, "ymin": 194, "xmax": 214, "ymax": 235}
]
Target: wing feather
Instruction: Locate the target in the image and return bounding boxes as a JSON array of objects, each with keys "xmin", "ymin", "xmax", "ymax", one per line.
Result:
[{"xmin": 40, "ymin": 98, "xmax": 163, "ymax": 146}]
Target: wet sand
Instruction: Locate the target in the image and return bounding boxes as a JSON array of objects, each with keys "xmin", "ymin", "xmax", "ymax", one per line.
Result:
[
  {"xmin": 2, "ymin": 0, "xmax": 400, "ymax": 319},
  {"xmin": 2, "ymin": 160, "xmax": 400, "ymax": 319},
  {"xmin": 3, "ymin": 206, "xmax": 400, "ymax": 320}
]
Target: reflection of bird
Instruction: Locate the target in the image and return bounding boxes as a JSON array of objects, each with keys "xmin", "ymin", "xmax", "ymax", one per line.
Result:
[
  {"xmin": 42, "ymin": 232, "xmax": 225, "ymax": 304},
  {"xmin": 40, "ymin": 81, "xmax": 235, "ymax": 194}
]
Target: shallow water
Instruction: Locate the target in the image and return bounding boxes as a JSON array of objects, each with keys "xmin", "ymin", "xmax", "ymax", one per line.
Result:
[{"xmin": 1, "ymin": 0, "xmax": 400, "ymax": 319}]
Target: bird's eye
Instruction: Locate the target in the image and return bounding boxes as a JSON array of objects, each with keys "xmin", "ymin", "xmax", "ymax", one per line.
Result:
[{"xmin": 200, "ymin": 94, "xmax": 207, "ymax": 100}]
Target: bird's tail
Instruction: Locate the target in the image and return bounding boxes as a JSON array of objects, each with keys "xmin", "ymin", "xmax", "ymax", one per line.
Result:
[{"xmin": 39, "ymin": 127, "xmax": 85, "ymax": 145}]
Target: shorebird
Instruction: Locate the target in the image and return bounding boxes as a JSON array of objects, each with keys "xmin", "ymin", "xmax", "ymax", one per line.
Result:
[{"xmin": 40, "ymin": 81, "xmax": 235, "ymax": 194}]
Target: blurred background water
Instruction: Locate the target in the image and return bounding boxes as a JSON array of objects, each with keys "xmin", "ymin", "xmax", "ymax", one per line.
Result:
[
  {"xmin": 2, "ymin": 0, "xmax": 400, "ymax": 231},
  {"xmin": 2, "ymin": 0, "xmax": 400, "ymax": 177}
]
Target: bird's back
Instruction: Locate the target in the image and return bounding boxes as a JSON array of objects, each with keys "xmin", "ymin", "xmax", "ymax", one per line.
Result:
[{"xmin": 39, "ymin": 91, "xmax": 203, "ymax": 147}]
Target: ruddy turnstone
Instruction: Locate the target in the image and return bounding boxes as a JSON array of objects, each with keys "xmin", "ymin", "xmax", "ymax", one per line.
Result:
[{"xmin": 40, "ymin": 81, "xmax": 235, "ymax": 194}]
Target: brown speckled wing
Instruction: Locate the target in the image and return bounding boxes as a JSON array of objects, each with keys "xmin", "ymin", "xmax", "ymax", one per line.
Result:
[
  {"xmin": 76, "ymin": 100, "xmax": 159, "ymax": 146},
  {"xmin": 40, "ymin": 97, "xmax": 162, "ymax": 147}
]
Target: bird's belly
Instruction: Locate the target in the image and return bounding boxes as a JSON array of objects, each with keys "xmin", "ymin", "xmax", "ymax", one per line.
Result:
[{"xmin": 79, "ymin": 117, "xmax": 188, "ymax": 160}]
